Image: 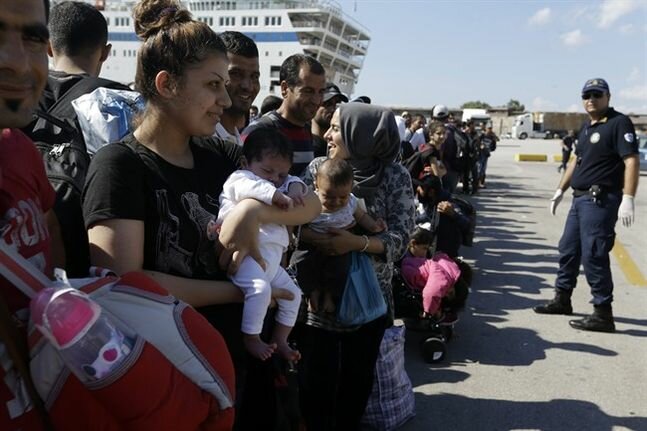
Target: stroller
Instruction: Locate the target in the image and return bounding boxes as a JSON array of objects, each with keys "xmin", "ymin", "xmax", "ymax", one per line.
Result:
[{"xmin": 393, "ymin": 257, "xmax": 471, "ymax": 363}]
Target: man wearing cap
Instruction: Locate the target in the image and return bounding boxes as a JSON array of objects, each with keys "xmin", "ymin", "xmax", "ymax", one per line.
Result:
[
  {"xmin": 534, "ymin": 78, "xmax": 639, "ymax": 333},
  {"xmin": 312, "ymin": 83, "xmax": 348, "ymax": 157}
]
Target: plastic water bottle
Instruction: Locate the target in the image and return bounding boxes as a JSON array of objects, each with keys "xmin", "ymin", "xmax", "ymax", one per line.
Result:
[{"xmin": 31, "ymin": 286, "xmax": 134, "ymax": 383}]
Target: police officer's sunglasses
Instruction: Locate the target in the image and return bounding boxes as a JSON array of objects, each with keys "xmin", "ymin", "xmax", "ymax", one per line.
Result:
[{"xmin": 582, "ymin": 91, "xmax": 604, "ymax": 100}]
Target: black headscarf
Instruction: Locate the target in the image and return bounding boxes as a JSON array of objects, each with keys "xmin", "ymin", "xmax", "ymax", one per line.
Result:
[{"xmin": 339, "ymin": 103, "xmax": 400, "ymax": 198}]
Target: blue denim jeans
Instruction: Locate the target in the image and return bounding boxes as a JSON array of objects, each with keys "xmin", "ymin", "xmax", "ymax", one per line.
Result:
[{"xmin": 555, "ymin": 190, "xmax": 621, "ymax": 305}]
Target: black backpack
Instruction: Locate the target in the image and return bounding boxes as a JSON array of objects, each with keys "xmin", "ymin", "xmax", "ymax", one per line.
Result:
[
  {"xmin": 449, "ymin": 195, "xmax": 476, "ymax": 247},
  {"xmin": 25, "ymin": 76, "xmax": 124, "ymax": 277},
  {"xmin": 400, "ymin": 140, "xmax": 416, "ymax": 161},
  {"xmin": 483, "ymin": 134, "xmax": 497, "ymax": 152},
  {"xmin": 449, "ymin": 127, "xmax": 469, "ymax": 161},
  {"xmin": 403, "ymin": 147, "xmax": 435, "ymax": 186}
]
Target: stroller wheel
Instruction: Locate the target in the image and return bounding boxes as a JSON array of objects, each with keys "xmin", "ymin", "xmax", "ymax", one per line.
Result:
[
  {"xmin": 442, "ymin": 325, "xmax": 454, "ymax": 341},
  {"xmin": 420, "ymin": 336, "xmax": 446, "ymax": 363}
]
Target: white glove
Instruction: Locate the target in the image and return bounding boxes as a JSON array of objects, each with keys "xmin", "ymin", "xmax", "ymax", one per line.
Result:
[
  {"xmin": 618, "ymin": 194, "xmax": 635, "ymax": 227},
  {"xmin": 550, "ymin": 189, "xmax": 564, "ymax": 215}
]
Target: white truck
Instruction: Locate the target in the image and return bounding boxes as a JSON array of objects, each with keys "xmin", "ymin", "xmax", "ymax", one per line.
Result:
[
  {"xmin": 511, "ymin": 112, "xmax": 587, "ymax": 139},
  {"xmin": 462, "ymin": 108, "xmax": 491, "ymax": 128}
]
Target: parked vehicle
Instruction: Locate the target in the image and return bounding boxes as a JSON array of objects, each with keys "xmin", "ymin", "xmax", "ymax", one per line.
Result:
[
  {"xmin": 462, "ymin": 109, "xmax": 491, "ymax": 128},
  {"xmin": 511, "ymin": 112, "xmax": 587, "ymax": 139},
  {"xmin": 638, "ymin": 133, "xmax": 647, "ymax": 174}
]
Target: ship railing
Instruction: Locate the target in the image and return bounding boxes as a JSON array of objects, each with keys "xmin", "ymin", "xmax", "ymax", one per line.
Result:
[
  {"xmin": 278, "ymin": 0, "xmax": 371, "ymax": 37},
  {"xmin": 291, "ymin": 20, "xmax": 326, "ymax": 28}
]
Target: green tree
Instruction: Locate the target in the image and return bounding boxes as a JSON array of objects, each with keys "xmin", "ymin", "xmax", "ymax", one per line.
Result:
[
  {"xmin": 461, "ymin": 100, "xmax": 491, "ymax": 109},
  {"xmin": 507, "ymin": 99, "xmax": 525, "ymax": 112}
]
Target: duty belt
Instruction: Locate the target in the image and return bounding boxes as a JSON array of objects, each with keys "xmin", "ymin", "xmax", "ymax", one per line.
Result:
[
  {"xmin": 572, "ymin": 188, "xmax": 591, "ymax": 197},
  {"xmin": 572, "ymin": 185, "xmax": 604, "ymax": 199}
]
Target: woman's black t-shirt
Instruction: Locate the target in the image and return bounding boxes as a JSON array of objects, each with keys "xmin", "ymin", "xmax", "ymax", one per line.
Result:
[{"xmin": 83, "ymin": 134, "xmax": 240, "ymax": 280}]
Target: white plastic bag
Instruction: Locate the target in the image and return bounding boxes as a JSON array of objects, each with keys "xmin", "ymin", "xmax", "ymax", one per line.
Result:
[{"xmin": 72, "ymin": 87, "xmax": 144, "ymax": 155}]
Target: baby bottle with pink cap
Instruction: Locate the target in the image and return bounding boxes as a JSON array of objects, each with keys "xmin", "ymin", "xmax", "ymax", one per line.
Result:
[{"xmin": 31, "ymin": 281, "xmax": 134, "ymax": 383}]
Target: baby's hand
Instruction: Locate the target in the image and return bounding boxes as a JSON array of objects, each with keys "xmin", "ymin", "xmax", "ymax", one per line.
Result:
[
  {"xmin": 286, "ymin": 182, "xmax": 306, "ymax": 207},
  {"xmin": 272, "ymin": 190, "xmax": 294, "ymax": 210},
  {"xmin": 371, "ymin": 218, "xmax": 387, "ymax": 233}
]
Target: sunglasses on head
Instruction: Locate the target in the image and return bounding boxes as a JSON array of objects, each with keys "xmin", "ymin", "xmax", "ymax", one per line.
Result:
[{"xmin": 582, "ymin": 91, "xmax": 604, "ymax": 100}]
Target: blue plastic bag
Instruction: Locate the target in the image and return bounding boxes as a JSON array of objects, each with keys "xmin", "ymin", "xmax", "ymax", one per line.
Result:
[
  {"xmin": 337, "ymin": 252, "xmax": 387, "ymax": 326},
  {"xmin": 72, "ymin": 87, "xmax": 145, "ymax": 155}
]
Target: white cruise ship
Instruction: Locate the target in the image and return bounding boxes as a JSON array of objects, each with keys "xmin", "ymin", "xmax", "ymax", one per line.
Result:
[{"xmin": 81, "ymin": 0, "xmax": 370, "ymax": 103}]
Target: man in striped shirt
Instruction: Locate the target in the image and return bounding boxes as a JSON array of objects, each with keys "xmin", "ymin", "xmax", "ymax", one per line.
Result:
[{"xmin": 242, "ymin": 54, "xmax": 326, "ymax": 176}]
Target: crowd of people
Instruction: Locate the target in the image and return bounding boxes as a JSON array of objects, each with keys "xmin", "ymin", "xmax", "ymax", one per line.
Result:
[{"xmin": 0, "ymin": 0, "xmax": 639, "ymax": 430}]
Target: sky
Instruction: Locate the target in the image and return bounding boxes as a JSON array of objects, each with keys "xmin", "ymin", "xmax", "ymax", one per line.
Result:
[{"xmin": 340, "ymin": 0, "xmax": 647, "ymax": 114}]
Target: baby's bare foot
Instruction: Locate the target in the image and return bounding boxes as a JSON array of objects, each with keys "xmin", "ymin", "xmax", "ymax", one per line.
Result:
[
  {"xmin": 243, "ymin": 335, "xmax": 276, "ymax": 361},
  {"xmin": 275, "ymin": 341, "xmax": 301, "ymax": 363}
]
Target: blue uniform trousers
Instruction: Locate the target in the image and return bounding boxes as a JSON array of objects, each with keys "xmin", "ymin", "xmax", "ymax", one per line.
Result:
[{"xmin": 555, "ymin": 190, "xmax": 621, "ymax": 305}]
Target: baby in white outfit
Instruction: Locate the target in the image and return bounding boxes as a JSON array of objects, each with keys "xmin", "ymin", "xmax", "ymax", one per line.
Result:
[{"xmin": 216, "ymin": 129, "xmax": 306, "ymax": 362}]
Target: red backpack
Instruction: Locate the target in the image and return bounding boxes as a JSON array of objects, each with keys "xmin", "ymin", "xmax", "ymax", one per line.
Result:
[{"xmin": 0, "ymin": 242, "xmax": 235, "ymax": 431}]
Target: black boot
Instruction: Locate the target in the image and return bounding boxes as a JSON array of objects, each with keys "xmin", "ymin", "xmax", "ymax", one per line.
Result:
[
  {"xmin": 569, "ymin": 304, "xmax": 615, "ymax": 333},
  {"xmin": 533, "ymin": 290, "xmax": 573, "ymax": 315}
]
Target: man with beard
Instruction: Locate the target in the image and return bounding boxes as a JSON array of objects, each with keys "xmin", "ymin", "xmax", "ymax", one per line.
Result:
[
  {"xmin": 242, "ymin": 54, "xmax": 326, "ymax": 176},
  {"xmin": 0, "ymin": 1, "xmax": 122, "ymax": 429},
  {"xmin": 216, "ymin": 31, "xmax": 260, "ymax": 146},
  {"xmin": 311, "ymin": 82, "xmax": 348, "ymax": 157}
]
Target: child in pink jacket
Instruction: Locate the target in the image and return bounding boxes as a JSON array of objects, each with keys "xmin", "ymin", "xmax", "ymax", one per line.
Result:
[{"xmin": 401, "ymin": 228, "xmax": 462, "ymax": 319}]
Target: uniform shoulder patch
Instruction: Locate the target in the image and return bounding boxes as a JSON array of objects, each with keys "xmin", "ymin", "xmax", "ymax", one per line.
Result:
[{"xmin": 624, "ymin": 133, "xmax": 634, "ymax": 143}]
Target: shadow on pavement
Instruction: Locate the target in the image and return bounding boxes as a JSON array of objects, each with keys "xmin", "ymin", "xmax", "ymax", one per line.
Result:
[
  {"xmin": 411, "ymin": 174, "xmax": 621, "ymax": 369},
  {"xmin": 402, "ymin": 394, "xmax": 647, "ymax": 431}
]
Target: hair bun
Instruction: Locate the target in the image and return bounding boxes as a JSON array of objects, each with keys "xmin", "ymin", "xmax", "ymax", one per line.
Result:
[{"xmin": 133, "ymin": 0, "xmax": 192, "ymax": 40}]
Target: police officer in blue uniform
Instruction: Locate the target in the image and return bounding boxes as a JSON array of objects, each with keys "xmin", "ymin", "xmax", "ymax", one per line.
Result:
[{"xmin": 534, "ymin": 78, "xmax": 640, "ymax": 333}]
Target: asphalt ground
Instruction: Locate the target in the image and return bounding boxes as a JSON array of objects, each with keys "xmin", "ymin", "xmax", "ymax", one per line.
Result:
[{"xmin": 399, "ymin": 138, "xmax": 647, "ymax": 431}]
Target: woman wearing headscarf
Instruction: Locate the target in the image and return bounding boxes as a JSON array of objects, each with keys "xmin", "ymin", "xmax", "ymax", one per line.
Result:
[{"xmin": 295, "ymin": 103, "xmax": 415, "ymax": 430}]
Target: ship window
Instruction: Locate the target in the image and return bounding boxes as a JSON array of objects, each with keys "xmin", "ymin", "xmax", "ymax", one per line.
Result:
[
  {"xmin": 219, "ymin": 16, "xmax": 235, "ymax": 26},
  {"xmin": 254, "ymin": 17, "xmax": 258, "ymax": 25},
  {"xmin": 242, "ymin": 17, "xmax": 246, "ymax": 26},
  {"xmin": 278, "ymin": 51, "xmax": 282, "ymax": 57},
  {"xmin": 265, "ymin": 16, "xmax": 281, "ymax": 27},
  {"xmin": 265, "ymin": 51, "xmax": 269, "ymax": 57}
]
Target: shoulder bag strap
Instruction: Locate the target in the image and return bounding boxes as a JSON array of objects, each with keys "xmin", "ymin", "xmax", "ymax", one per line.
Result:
[
  {"xmin": 0, "ymin": 293, "xmax": 54, "ymax": 430},
  {"xmin": 0, "ymin": 240, "xmax": 53, "ymax": 427}
]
